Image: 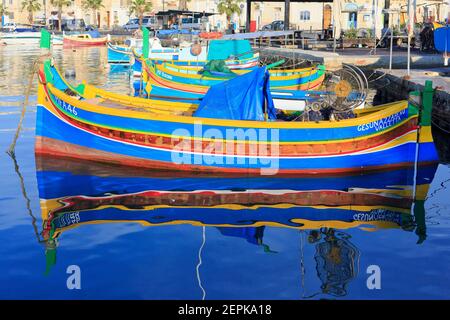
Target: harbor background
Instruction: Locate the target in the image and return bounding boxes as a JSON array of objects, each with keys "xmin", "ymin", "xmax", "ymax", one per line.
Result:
[{"xmin": 2, "ymin": 0, "xmax": 449, "ymax": 34}]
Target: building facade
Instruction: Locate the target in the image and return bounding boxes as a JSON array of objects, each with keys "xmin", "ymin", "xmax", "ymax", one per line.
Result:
[
  {"xmin": 1, "ymin": 0, "xmax": 230, "ymax": 29},
  {"xmin": 2, "ymin": 0, "xmax": 449, "ymax": 32},
  {"xmin": 250, "ymin": 1, "xmax": 332, "ymax": 31}
]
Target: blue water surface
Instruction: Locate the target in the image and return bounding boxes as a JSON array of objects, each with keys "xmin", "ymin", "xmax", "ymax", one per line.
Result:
[{"xmin": 0, "ymin": 45, "xmax": 450, "ymax": 300}]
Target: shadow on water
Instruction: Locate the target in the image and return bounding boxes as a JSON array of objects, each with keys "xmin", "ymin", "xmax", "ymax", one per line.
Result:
[
  {"xmin": 32, "ymin": 154, "xmax": 438, "ymax": 299},
  {"xmin": 432, "ymin": 125, "xmax": 450, "ymax": 164}
]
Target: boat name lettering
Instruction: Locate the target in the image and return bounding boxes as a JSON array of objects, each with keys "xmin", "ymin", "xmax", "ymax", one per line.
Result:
[
  {"xmin": 54, "ymin": 96, "xmax": 78, "ymax": 115},
  {"xmin": 357, "ymin": 109, "xmax": 407, "ymax": 132},
  {"xmin": 353, "ymin": 210, "xmax": 402, "ymax": 223},
  {"xmin": 156, "ymin": 69, "xmax": 172, "ymax": 80},
  {"xmin": 55, "ymin": 212, "xmax": 81, "ymax": 228}
]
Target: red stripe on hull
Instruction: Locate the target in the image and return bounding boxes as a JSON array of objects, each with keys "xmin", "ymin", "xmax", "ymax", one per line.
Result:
[{"xmin": 35, "ymin": 136, "xmax": 428, "ymax": 176}]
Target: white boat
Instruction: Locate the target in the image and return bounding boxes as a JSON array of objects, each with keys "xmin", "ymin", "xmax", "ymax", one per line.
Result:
[{"xmin": 0, "ymin": 31, "xmax": 41, "ymax": 45}]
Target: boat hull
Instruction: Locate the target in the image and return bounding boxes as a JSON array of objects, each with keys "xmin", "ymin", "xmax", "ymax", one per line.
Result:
[
  {"xmin": 35, "ymin": 92, "xmax": 438, "ymax": 175},
  {"xmin": 63, "ymin": 36, "xmax": 108, "ymax": 46},
  {"xmin": 144, "ymin": 62, "xmax": 325, "ymax": 92},
  {"xmin": 107, "ymin": 43, "xmax": 131, "ymax": 64}
]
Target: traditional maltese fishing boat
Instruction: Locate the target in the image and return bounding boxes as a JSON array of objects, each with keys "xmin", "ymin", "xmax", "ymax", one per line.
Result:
[
  {"xmin": 35, "ymin": 30, "xmax": 438, "ymax": 175},
  {"xmin": 139, "ymin": 60, "xmax": 337, "ymax": 112},
  {"xmin": 132, "ymin": 48, "xmax": 260, "ymax": 76},
  {"xmin": 142, "ymin": 60, "xmax": 325, "ymax": 96},
  {"xmin": 131, "ymin": 30, "xmax": 260, "ymax": 75}
]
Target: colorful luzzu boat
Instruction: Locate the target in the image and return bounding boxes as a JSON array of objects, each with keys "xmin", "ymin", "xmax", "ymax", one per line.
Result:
[
  {"xmin": 36, "ymin": 48, "xmax": 438, "ymax": 175},
  {"xmin": 132, "ymin": 48, "xmax": 260, "ymax": 76},
  {"xmin": 142, "ymin": 60, "xmax": 325, "ymax": 96},
  {"xmin": 131, "ymin": 29, "xmax": 260, "ymax": 76},
  {"xmin": 137, "ymin": 61, "xmax": 333, "ymax": 111}
]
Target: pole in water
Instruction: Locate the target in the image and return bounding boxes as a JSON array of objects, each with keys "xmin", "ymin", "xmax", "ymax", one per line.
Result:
[{"xmin": 389, "ymin": 13, "xmax": 394, "ymax": 70}]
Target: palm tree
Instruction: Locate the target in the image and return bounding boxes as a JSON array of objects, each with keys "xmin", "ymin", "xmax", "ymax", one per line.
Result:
[
  {"xmin": 21, "ymin": 0, "xmax": 41, "ymax": 24},
  {"xmin": 217, "ymin": 0, "xmax": 242, "ymax": 29},
  {"xmin": 128, "ymin": 0, "xmax": 152, "ymax": 28},
  {"xmin": 82, "ymin": 0, "xmax": 104, "ymax": 28},
  {"xmin": 50, "ymin": 0, "xmax": 72, "ymax": 31},
  {"xmin": 178, "ymin": 0, "xmax": 191, "ymax": 11}
]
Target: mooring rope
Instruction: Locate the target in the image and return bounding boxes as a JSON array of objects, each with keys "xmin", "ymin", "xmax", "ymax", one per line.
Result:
[{"xmin": 6, "ymin": 51, "xmax": 51, "ymax": 157}]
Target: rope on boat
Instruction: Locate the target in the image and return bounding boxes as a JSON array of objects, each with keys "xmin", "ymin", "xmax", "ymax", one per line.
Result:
[{"xmin": 6, "ymin": 51, "xmax": 51, "ymax": 157}]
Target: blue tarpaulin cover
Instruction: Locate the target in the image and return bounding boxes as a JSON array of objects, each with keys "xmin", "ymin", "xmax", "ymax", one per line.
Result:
[
  {"xmin": 88, "ymin": 30, "xmax": 101, "ymax": 38},
  {"xmin": 193, "ymin": 67, "xmax": 276, "ymax": 121},
  {"xmin": 434, "ymin": 26, "xmax": 450, "ymax": 53}
]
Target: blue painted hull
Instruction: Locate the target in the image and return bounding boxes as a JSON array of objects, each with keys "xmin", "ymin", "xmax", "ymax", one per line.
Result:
[
  {"xmin": 36, "ymin": 104, "xmax": 437, "ymax": 173},
  {"xmin": 107, "ymin": 44, "xmax": 131, "ymax": 64}
]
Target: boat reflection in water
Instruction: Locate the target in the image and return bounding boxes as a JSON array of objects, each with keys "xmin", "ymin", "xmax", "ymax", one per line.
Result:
[{"xmin": 36, "ymin": 155, "xmax": 438, "ymax": 298}]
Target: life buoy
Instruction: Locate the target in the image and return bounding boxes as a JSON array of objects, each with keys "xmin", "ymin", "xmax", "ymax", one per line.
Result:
[{"xmin": 190, "ymin": 43, "xmax": 202, "ymax": 56}]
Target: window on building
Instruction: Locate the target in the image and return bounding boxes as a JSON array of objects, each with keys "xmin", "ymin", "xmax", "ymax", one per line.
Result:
[
  {"xmin": 300, "ymin": 11, "xmax": 310, "ymax": 21},
  {"xmin": 274, "ymin": 7, "xmax": 282, "ymax": 20},
  {"xmin": 363, "ymin": 14, "xmax": 370, "ymax": 22}
]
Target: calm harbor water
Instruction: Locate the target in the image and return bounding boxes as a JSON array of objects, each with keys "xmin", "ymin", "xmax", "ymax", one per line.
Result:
[{"xmin": 1, "ymin": 45, "xmax": 450, "ymax": 300}]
